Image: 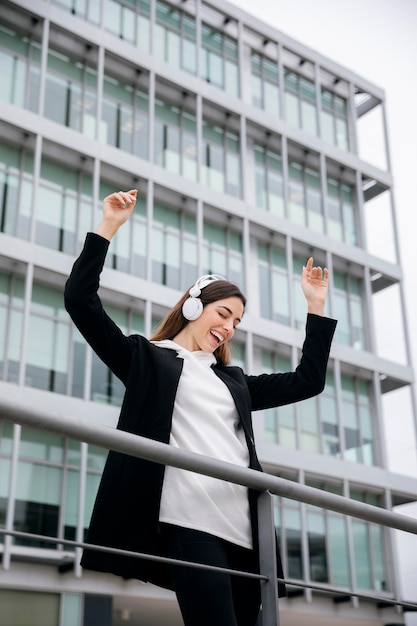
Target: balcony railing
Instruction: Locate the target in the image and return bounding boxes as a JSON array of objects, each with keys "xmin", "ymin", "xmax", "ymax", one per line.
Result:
[{"xmin": 1, "ymin": 389, "xmax": 417, "ymax": 625}]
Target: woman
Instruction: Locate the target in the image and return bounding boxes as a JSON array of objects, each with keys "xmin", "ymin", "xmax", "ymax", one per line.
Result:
[{"xmin": 64, "ymin": 189, "xmax": 337, "ymax": 626}]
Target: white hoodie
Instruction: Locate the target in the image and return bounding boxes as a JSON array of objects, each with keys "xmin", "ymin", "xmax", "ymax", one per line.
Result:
[{"xmin": 152, "ymin": 340, "xmax": 252, "ymax": 549}]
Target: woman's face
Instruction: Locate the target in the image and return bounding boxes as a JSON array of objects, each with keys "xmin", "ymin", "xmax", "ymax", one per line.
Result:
[{"xmin": 175, "ymin": 296, "xmax": 244, "ymax": 353}]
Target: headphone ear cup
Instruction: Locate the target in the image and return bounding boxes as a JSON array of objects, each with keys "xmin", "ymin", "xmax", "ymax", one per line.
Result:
[{"xmin": 182, "ymin": 297, "xmax": 203, "ymax": 321}]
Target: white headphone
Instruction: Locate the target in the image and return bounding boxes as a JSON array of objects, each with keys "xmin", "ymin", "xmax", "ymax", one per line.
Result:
[{"xmin": 182, "ymin": 274, "xmax": 226, "ymax": 321}]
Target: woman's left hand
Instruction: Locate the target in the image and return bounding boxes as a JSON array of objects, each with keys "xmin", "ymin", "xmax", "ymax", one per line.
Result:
[{"xmin": 301, "ymin": 257, "xmax": 329, "ymax": 316}]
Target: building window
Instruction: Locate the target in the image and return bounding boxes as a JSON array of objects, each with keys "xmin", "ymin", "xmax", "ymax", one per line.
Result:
[
  {"xmin": 305, "ymin": 481, "xmax": 350, "ymax": 586},
  {"xmin": 151, "ymin": 203, "xmax": 198, "ymax": 289},
  {"xmin": 154, "ymin": 99, "xmax": 197, "ymax": 181},
  {"xmin": 284, "ymin": 70, "xmax": 317, "ymax": 136},
  {"xmin": 254, "ymin": 145, "xmax": 284, "ymax": 217},
  {"xmin": 351, "ymin": 491, "xmax": 387, "ymax": 590},
  {"xmin": 288, "ymin": 160, "xmax": 323, "ymax": 232},
  {"xmin": 274, "ymin": 495, "xmax": 304, "ymax": 580},
  {"xmin": 100, "ymin": 180, "xmax": 147, "ymax": 277},
  {"xmin": 333, "ymin": 271, "xmax": 365, "ymax": 349},
  {"xmin": 155, "ymin": 1, "xmax": 196, "ymax": 74},
  {"xmin": 327, "ymin": 178, "xmax": 357, "ymax": 245},
  {"xmin": 26, "ymin": 283, "xmax": 72, "ymax": 394},
  {"xmin": 102, "ymin": 73, "xmax": 149, "ymax": 158},
  {"xmin": 45, "ymin": 46, "xmax": 98, "ymax": 138},
  {"xmin": 0, "ymin": 272, "xmax": 25, "ymax": 385},
  {"xmin": 201, "ymin": 24, "xmax": 239, "ymax": 97},
  {"xmin": 35, "ymin": 158, "xmax": 93, "ymax": 255},
  {"xmin": 319, "ymin": 370, "xmax": 340, "ymax": 457},
  {"xmin": 230, "ymin": 341, "xmax": 245, "ymax": 368},
  {"xmin": 202, "ymin": 121, "xmax": 241, "ymax": 197},
  {"xmin": 0, "ymin": 141, "xmax": 33, "ymax": 241},
  {"xmin": 261, "ymin": 352, "xmax": 296, "ymax": 448},
  {"xmin": 0, "ymin": 589, "xmax": 60, "ymax": 626},
  {"xmin": 251, "ymin": 52, "xmax": 279, "ymax": 116},
  {"xmin": 341, "ymin": 376, "xmax": 375, "ymax": 465},
  {"xmin": 103, "ymin": 0, "xmax": 150, "ymax": 49},
  {"xmin": 13, "ymin": 426, "xmax": 64, "ymax": 550},
  {"xmin": 203, "ymin": 221, "xmax": 244, "ymax": 287},
  {"xmin": 258, "ymin": 242, "xmax": 289, "ymax": 325},
  {"xmin": 52, "ymin": 0, "xmax": 101, "ymax": 25},
  {"xmin": 321, "ymin": 89, "xmax": 349, "ymax": 150},
  {"xmin": 0, "ymin": 23, "xmax": 41, "ymax": 113}
]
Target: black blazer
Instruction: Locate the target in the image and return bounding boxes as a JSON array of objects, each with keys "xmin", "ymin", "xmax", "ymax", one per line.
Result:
[{"xmin": 64, "ymin": 233, "xmax": 337, "ymax": 597}]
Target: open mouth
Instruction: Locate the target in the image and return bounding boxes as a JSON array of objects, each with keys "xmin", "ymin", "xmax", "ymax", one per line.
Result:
[{"xmin": 210, "ymin": 330, "xmax": 223, "ymax": 344}]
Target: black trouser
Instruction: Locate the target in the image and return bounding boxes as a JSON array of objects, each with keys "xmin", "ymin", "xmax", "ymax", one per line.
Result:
[{"xmin": 160, "ymin": 524, "xmax": 261, "ymax": 626}]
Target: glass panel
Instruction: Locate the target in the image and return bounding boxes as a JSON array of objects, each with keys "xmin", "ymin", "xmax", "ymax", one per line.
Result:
[
  {"xmin": 284, "ymin": 507, "xmax": 303, "ymax": 579},
  {"xmin": 328, "ymin": 515, "xmax": 350, "ymax": 585},
  {"xmin": 353, "ymin": 520, "xmax": 372, "ymax": 588},
  {"xmin": 14, "ymin": 461, "xmax": 61, "ymax": 547},
  {"xmin": 0, "ymin": 590, "xmax": 60, "ymax": 626},
  {"xmin": 300, "ymin": 397, "xmax": 319, "ymax": 452},
  {"xmin": 302, "ymin": 100, "xmax": 317, "ymax": 135},
  {"xmin": 225, "ymin": 59, "xmax": 239, "ymax": 97},
  {"xmin": 307, "ymin": 510, "xmax": 328, "ymax": 582},
  {"xmin": 64, "ymin": 469, "xmax": 79, "ymax": 542},
  {"xmin": 182, "ymin": 38, "xmax": 197, "ymax": 74},
  {"xmin": 62, "ymin": 593, "xmax": 82, "ymax": 626},
  {"xmin": 19, "ymin": 427, "xmax": 63, "ymax": 462},
  {"xmin": 285, "ymin": 91, "xmax": 300, "ymax": 127},
  {"xmin": 264, "ymin": 81, "xmax": 279, "ymax": 116},
  {"xmin": 370, "ymin": 524, "xmax": 387, "ymax": 591}
]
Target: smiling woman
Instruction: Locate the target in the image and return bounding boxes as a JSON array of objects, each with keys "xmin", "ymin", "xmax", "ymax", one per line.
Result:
[
  {"xmin": 151, "ymin": 274, "xmax": 246, "ymax": 364},
  {"xmin": 64, "ymin": 189, "xmax": 337, "ymax": 626}
]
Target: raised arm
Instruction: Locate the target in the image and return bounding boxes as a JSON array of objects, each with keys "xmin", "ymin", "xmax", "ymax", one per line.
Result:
[
  {"xmin": 64, "ymin": 189, "xmax": 139, "ymax": 382},
  {"xmin": 301, "ymin": 256, "xmax": 329, "ymax": 316},
  {"xmin": 95, "ymin": 189, "xmax": 138, "ymax": 240}
]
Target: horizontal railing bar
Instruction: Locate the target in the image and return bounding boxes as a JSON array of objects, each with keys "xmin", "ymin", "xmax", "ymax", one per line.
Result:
[
  {"xmin": 0, "ymin": 528, "xmax": 267, "ymax": 581},
  {"xmin": 1, "ymin": 394, "xmax": 417, "ymax": 535},
  {"xmin": 2, "ymin": 527, "xmax": 416, "ymax": 611},
  {"xmin": 278, "ymin": 577, "xmax": 417, "ymax": 610}
]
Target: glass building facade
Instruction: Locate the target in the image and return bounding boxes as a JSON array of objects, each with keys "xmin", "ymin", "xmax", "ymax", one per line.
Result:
[{"xmin": 0, "ymin": 0, "xmax": 416, "ymax": 625}]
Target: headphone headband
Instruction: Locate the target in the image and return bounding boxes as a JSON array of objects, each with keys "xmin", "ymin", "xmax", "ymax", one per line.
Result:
[
  {"xmin": 182, "ymin": 274, "xmax": 226, "ymax": 320},
  {"xmin": 193, "ymin": 274, "xmax": 226, "ymax": 291}
]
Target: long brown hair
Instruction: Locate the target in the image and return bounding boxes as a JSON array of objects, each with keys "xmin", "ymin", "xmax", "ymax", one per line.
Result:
[{"xmin": 150, "ymin": 280, "xmax": 246, "ymax": 366}]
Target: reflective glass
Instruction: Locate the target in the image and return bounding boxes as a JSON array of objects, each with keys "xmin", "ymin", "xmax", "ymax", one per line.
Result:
[
  {"xmin": 284, "ymin": 506, "xmax": 303, "ymax": 578},
  {"xmin": 0, "ymin": 590, "xmax": 59, "ymax": 626},
  {"xmin": 0, "ymin": 25, "xmax": 41, "ymax": 112},
  {"xmin": 307, "ymin": 510, "xmax": 328, "ymax": 582},
  {"xmin": 0, "ymin": 142, "xmax": 34, "ymax": 240},
  {"xmin": 152, "ymin": 203, "xmax": 197, "ymax": 289},
  {"xmin": 328, "ymin": 515, "xmax": 350, "ymax": 585},
  {"xmin": 300, "ymin": 397, "xmax": 319, "ymax": 452},
  {"xmin": 26, "ymin": 283, "xmax": 70, "ymax": 393},
  {"xmin": 370, "ymin": 524, "xmax": 386, "ymax": 591},
  {"xmin": 14, "ymin": 461, "xmax": 62, "ymax": 548},
  {"xmin": 62, "ymin": 593, "xmax": 82, "ymax": 626},
  {"xmin": 353, "ymin": 520, "xmax": 372, "ymax": 588},
  {"xmin": 45, "ymin": 49, "xmax": 97, "ymax": 136},
  {"xmin": 20, "ymin": 427, "xmax": 63, "ymax": 463}
]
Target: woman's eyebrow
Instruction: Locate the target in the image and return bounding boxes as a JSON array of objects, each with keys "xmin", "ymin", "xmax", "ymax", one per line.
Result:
[{"xmin": 219, "ymin": 305, "xmax": 241, "ymax": 323}]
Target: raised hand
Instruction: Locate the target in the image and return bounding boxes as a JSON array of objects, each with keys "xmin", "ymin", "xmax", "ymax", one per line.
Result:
[
  {"xmin": 96, "ymin": 189, "xmax": 138, "ymax": 240},
  {"xmin": 301, "ymin": 257, "xmax": 329, "ymax": 316}
]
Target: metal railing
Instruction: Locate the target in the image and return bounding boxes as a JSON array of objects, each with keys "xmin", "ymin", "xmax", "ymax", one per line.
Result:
[{"xmin": 1, "ymin": 392, "xmax": 417, "ymax": 625}]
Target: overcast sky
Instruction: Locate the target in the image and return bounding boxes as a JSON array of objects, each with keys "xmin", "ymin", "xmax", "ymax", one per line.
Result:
[{"xmin": 231, "ymin": 0, "xmax": 417, "ymax": 613}]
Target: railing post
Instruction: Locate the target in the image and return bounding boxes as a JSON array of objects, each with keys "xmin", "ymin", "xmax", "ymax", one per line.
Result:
[{"xmin": 257, "ymin": 490, "xmax": 280, "ymax": 626}]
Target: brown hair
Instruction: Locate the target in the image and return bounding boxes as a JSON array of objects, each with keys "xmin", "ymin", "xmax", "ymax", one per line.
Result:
[{"xmin": 150, "ymin": 280, "xmax": 246, "ymax": 366}]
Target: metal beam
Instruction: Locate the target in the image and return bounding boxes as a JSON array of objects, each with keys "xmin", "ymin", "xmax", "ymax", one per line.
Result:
[{"xmin": 1, "ymin": 394, "xmax": 417, "ymax": 535}]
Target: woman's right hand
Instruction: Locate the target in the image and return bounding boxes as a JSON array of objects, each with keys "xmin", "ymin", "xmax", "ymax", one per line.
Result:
[{"xmin": 96, "ymin": 189, "xmax": 138, "ymax": 240}]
